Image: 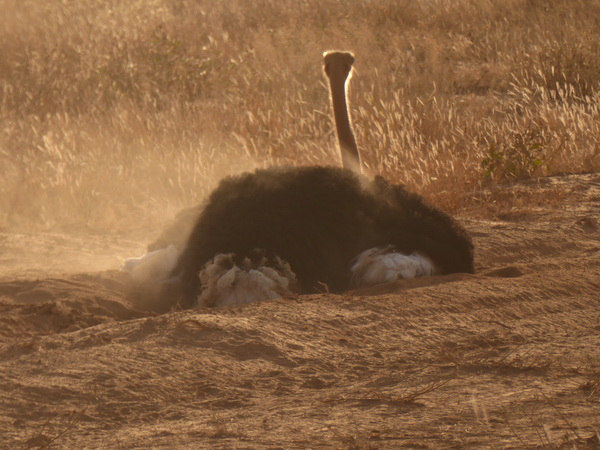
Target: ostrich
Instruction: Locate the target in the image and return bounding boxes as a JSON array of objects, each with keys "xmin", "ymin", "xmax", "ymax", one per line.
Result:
[{"xmin": 125, "ymin": 51, "xmax": 474, "ymax": 308}]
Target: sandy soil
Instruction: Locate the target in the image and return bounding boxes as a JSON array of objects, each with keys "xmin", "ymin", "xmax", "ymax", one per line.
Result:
[{"xmin": 1, "ymin": 174, "xmax": 599, "ymax": 449}]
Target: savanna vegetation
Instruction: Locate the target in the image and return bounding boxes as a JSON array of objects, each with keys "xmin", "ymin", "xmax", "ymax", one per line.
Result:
[{"xmin": 1, "ymin": 0, "xmax": 599, "ymax": 231}]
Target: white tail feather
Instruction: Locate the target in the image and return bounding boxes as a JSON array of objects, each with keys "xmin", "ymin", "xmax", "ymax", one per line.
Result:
[{"xmin": 123, "ymin": 245, "xmax": 181, "ymax": 284}]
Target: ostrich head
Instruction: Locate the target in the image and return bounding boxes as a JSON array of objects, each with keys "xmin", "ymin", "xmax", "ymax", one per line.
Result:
[
  {"xmin": 323, "ymin": 50, "xmax": 355, "ymax": 81},
  {"xmin": 323, "ymin": 51, "xmax": 361, "ymax": 174}
]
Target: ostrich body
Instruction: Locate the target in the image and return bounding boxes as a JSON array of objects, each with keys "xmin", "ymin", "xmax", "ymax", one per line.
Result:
[
  {"xmin": 127, "ymin": 51, "xmax": 474, "ymax": 307},
  {"xmin": 175, "ymin": 165, "xmax": 473, "ymax": 306}
]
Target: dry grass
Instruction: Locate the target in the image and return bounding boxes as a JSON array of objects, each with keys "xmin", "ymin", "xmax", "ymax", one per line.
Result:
[{"xmin": 1, "ymin": 0, "xmax": 600, "ymax": 231}]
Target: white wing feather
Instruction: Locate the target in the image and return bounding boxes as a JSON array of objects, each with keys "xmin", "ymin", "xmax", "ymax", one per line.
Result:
[
  {"xmin": 351, "ymin": 247, "xmax": 437, "ymax": 288},
  {"xmin": 198, "ymin": 253, "xmax": 297, "ymax": 307}
]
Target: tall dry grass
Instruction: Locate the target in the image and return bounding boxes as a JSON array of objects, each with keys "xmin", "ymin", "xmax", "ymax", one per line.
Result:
[{"xmin": 1, "ymin": 0, "xmax": 599, "ymax": 231}]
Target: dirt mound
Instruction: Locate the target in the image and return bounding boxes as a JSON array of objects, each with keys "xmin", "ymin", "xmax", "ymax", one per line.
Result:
[
  {"xmin": 0, "ymin": 272, "xmax": 149, "ymax": 340},
  {"xmin": 0, "ymin": 174, "xmax": 599, "ymax": 448}
]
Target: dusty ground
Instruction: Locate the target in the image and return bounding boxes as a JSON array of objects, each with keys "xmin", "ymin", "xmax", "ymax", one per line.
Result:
[{"xmin": 0, "ymin": 174, "xmax": 599, "ymax": 449}]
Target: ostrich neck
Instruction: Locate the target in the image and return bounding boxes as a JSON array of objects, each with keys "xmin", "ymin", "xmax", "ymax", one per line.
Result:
[{"xmin": 329, "ymin": 78, "xmax": 361, "ymax": 173}]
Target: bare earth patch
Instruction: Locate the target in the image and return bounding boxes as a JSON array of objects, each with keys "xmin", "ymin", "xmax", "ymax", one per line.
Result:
[{"xmin": 1, "ymin": 174, "xmax": 599, "ymax": 448}]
